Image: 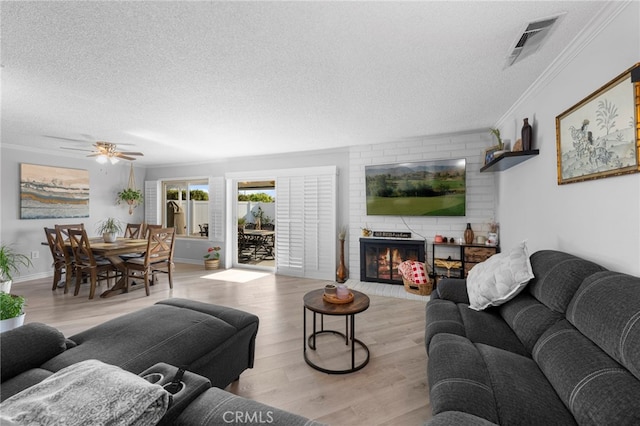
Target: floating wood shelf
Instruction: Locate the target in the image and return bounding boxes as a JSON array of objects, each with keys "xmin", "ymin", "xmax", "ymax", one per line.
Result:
[{"xmin": 480, "ymin": 150, "xmax": 540, "ymax": 172}]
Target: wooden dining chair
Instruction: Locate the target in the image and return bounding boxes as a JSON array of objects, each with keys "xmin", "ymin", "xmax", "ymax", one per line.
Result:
[
  {"xmin": 124, "ymin": 227, "xmax": 176, "ymax": 296},
  {"xmin": 68, "ymin": 228, "xmax": 117, "ymax": 299},
  {"xmin": 44, "ymin": 227, "xmax": 73, "ymax": 293}
]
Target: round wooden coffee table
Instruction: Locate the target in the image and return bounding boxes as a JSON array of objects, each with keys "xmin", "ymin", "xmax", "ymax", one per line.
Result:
[{"xmin": 303, "ymin": 288, "xmax": 370, "ymax": 374}]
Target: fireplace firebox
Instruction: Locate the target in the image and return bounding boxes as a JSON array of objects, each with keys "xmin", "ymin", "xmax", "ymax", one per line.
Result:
[{"xmin": 360, "ymin": 238, "xmax": 425, "ymax": 285}]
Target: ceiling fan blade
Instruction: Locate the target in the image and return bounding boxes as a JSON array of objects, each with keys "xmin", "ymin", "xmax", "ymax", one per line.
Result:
[
  {"xmin": 86, "ymin": 153, "xmax": 101, "ymax": 157},
  {"xmin": 118, "ymin": 151, "xmax": 144, "ymax": 156},
  {"xmin": 61, "ymin": 147, "xmax": 97, "ymax": 152},
  {"xmin": 45, "ymin": 135, "xmax": 92, "ymax": 143},
  {"xmin": 116, "ymin": 154, "xmax": 138, "ymax": 161}
]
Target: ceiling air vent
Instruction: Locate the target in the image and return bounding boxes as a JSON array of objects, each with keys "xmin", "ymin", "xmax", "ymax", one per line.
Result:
[{"xmin": 505, "ymin": 13, "xmax": 565, "ymax": 68}]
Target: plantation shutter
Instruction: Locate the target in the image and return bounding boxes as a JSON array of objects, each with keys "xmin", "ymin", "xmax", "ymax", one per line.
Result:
[
  {"xmin": 275, "ymin": 168, "xmax": 336, "ymax": 280},
  {"xmin": 208, "ymin": 176, "xmax": 224, "ymax": 241},
  {"xmin": 144, "ymin": 181, "xmax": 160, "ymax": 225}
]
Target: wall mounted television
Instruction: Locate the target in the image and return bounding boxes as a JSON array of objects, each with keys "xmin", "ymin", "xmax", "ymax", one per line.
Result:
[{"xmin": 365, "ymin": 158, "xmax": 466, "ymax": 216}]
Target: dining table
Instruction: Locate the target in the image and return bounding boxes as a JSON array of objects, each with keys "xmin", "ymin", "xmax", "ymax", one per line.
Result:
[{"xmin": 89, "ymin": 237, "xmax": 148, "ymax": 298}]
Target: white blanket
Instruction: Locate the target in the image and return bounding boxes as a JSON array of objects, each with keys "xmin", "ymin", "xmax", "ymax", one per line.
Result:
[{"xmin": 0, "ymin": 359, "xmax": 169, "ymax": 426}]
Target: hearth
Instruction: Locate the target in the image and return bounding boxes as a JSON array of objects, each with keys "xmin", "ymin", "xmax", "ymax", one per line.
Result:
[{"xmin": 360, "ymin": 238, "xmax": 425, "ymax": 285}]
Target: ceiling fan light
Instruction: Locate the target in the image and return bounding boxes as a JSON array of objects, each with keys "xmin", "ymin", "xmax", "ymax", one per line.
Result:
[
  {"xmin": 109, "ymin": 156, "xmax": 120, "ymax": 164},
  {"xmin": 96, "ymin": 155, "xmax": 108, "ymax": 164}
]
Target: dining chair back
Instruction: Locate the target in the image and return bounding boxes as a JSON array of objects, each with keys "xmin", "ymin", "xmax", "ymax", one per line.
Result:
[
  {"xmin": 44, "ymin": 227, "xmax": 72, "ymax": 293},
  {"xmin": 55, "ymin": 223, "xmax": 85, "ymax": 241},
  {"xmin": 124, "ymin": 223, "xmax": 144, "ymax": 239},
  {"xmin": 143, "ymin": 224, "xmax": 162, "ymax": 238},
  {"xmin": 67, "ymin": 228, "xmax": 116, "ymax": 299},
  {"xmin": 124, "ymin": 227, "xmax": 176, "ymax": 296}
]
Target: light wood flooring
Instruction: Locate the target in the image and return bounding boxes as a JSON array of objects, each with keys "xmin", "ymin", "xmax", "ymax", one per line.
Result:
[{"xmin": 17, "ymin": 264, "xmax": 432, "ymax": 425}]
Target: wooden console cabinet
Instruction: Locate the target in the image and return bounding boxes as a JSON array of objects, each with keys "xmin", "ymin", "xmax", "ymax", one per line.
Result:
[{"xmin": 432, "ymin": 243, "xmax": 499, "ymax": 280}]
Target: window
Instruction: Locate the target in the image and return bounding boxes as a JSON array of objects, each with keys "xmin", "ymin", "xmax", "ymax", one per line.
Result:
[{"xmin": 162, "ymin": 179, "xmax": 209, "ymax": 238}]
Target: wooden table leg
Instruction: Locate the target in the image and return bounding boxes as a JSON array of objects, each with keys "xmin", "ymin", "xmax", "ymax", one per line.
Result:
[{"xmin": 100, "ymin": 255, "xmax": 129, "ymax": 298}]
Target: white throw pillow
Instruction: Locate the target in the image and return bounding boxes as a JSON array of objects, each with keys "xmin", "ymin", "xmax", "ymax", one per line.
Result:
[{"xmin": 466, "ymin": 240, "xmax": 534, "ymax": 311}]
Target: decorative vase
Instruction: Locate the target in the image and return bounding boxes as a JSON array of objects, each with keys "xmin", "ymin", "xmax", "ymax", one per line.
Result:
[
  {"xmin": 204, "ymin": 259, "xmax": 220, "ymax": 270},
  {"xmin": 0, "ymin": 313, "xmax": 25, "ymax": 333},
  {"xmin": 464, "ymin": 223, "xmax": 474, "ymax": 245},
  {"xmin": 103, "ymin": 232, "xmax": 117, "ymax": 243},
  {"xmin": 522, "ymin": 118, "xmax": 532, "ymax": 151},
  {"xmin": 0, "ymin": 280, "xmax": 12, "ymax": 294},
  {"xmin": 336, "ymin": 239, "xmax": 347, "ymax": 283}
]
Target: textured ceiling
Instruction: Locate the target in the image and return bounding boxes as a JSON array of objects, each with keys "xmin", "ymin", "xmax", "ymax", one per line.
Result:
[{"xmin": 1, "ymin": 1, "xmax": 609, "ymax": 166}]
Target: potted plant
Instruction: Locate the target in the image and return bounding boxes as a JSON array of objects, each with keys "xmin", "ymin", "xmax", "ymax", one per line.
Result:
[
  {"xmin": 204, "ymin": 246, "xmax": 221, "ymax": 270},
  {"xmin": 96, "ymin": 218, "xmax": 123, "ymax": 243},
  {"xmin": 117, "ymin": 188, "xmax": 144, "ymax": 215},
  {"xmin": 489, "ymin": 128, "xmax": 505, "ymax": 156},
  {"xmin": 0, "ymin": 245, "xmax": 32, "ymax": 294},
  {"xmin": 0, "ymin": 292, "xmax": 26, "ymax": 332}
]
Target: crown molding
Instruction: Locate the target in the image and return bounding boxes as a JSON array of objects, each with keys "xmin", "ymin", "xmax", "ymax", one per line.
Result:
[{"xmin": 496, "ymin": 0, "xmax": 632, "ymax": 128}]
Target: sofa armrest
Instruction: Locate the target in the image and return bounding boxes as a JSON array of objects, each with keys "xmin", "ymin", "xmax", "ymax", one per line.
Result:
[
  {"xmin": 1, "ymin": 323, "xmax": 67, "ymax": 382},
  {"xmin": 435, "ymin": 278, "xmax": 469, "ymax": 304},
  {"xmin": 427, "ymin": 411, "xmax": 498, "ymax": 425},
  {"xmin": 174, "ymin": 387, "xmax": 325, "ymax": 426}
]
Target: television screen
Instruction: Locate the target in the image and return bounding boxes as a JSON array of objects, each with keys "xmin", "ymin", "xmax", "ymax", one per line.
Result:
[{"xmin": 365, "ymin": 158, "xmax": 466, "ymax": 216}]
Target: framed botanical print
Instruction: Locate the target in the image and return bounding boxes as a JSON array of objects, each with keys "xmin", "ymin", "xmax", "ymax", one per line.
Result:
[{"xmin": 555, "ymin": 63, "xmax": 640, "ymax": 185}]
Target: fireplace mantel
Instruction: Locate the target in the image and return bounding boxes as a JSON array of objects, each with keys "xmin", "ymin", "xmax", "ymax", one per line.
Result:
[{"xmin": 360, "ymin": 238, "xmax": 425, "ymax": 285}]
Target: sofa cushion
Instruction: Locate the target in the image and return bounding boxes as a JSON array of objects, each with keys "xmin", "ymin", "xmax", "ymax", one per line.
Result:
[
  {"xmin": 0, "ymin": 369, "xmax": 54, "ymax": 403},
  {"xmin": 476, "ymin": 342, "xmax": 577, "ymax": 426},
  {"xmin": 428, "ymin": 334, "xmax": 499, "ymax": 424},
  {"xmin": 527, "ymin": 250, "xmax": 606, "ymax": 313},
  {"xmin": 426, "ymin": 411, "xmax": 498, "ymax": 426},
  {"xmin": 566, "ymin": 271, "xmax": 640, "ymax": 380},
  {"xmin": 0, "ymin": 323, "xmax": 67, "ymax": 382},
  {"xmin": 42, "ymin": 304, "xmax": 239, "ymax": 375},
  {"xmin": 499, "ymin": 292, "xmax": 564, "ymax": 354},
  {"xmin": 533, "ymin": 320, "xmax": 640, "ymax": 425},
  {"xmin": 425, "ymin": 299, "xmax": 528, "ymax": 356},
  {"xmin": 425, "ymin": 300, "xmax": 528, "ymax": 356},
  {"xmin": 428, "ymin": 333, "xmax": 575, "ymax": 425},
  {"xmin": 466, "ymin": 241, "xmax": 534, "ymax": 311}
]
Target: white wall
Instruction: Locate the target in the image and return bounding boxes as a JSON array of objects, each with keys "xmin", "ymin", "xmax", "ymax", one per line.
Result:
[
  {"xmin": 495, "ymin": 1, "xmax": 640, "ymax": 276},
  {"xmin": 0, "ymin": 146, "xmax": 146, "ymax": 281}
]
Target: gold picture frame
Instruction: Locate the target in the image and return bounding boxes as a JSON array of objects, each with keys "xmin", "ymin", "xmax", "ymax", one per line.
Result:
[{"xmin": 555, "ymin": 63, "xmax": 640, "ymax": 185}]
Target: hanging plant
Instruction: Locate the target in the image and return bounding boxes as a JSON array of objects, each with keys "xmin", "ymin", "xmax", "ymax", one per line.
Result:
[
  {"xmin": 117, "ymin": 188, "xmax": 143, "ymax": 214},
  {"xmin": 117, "ymin": 164, "xmax": 143, "ymax": 214}
]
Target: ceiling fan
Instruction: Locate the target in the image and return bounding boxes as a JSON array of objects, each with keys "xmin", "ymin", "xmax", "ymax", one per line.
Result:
[{"xmin": 61, "ymin": 141, "xmax": 144, "ymax": 163}]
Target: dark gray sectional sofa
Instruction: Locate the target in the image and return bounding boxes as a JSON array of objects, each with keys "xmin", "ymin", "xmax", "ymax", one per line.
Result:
[
  {"xmin": 425, "ymin": 250, "xmax": 640, "ymax": 425},
  {"xmin": 1, "ymin": 298, "xmax": 322, "ymax": 425}
]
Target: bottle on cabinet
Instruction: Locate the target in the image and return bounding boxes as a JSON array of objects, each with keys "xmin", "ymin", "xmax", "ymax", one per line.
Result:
[{"xmin": 464, "ymin": 223, "xmax": 474, "ymax": 245}]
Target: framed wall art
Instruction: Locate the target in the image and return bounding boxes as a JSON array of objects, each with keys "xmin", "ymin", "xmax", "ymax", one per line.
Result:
[
  {"xmin": 20, "ymin": 163, "xmax": 90, "ymax": 219},
  {"xmin": 555, "ymin": 63, "xmax": 640, "ymax": 185}
]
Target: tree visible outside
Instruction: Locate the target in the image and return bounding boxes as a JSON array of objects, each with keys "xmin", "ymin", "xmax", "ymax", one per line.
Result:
[{"xmin": 167, "ymin": 189, "xmax": 209, "ymax": 200}]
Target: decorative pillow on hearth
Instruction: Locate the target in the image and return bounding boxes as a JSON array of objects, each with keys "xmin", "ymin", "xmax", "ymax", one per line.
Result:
[
  {"xmin": 399, "ymin": 260, "xmax": 428, "ymax": 284},
  {"xmin": 466, "ymin": 240, "xmax": 534, "ymax": 311}
]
